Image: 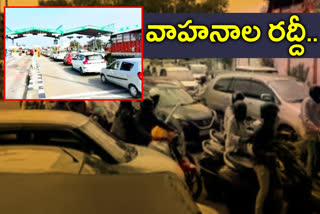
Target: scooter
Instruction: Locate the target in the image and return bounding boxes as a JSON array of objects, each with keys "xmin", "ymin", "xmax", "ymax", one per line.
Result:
[
  {"xmin": 199, "ymin": 128, "xmax": 316, "ymax": 214},
  {"xmin": 148, "ymin": 102, "xmax": 203, "ymax": 199}
]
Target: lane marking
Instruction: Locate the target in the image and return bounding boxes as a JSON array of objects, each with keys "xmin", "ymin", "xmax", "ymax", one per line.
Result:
[{"xmin": 48, "ymin": 89, "xmax": 129, "ymax": 99}]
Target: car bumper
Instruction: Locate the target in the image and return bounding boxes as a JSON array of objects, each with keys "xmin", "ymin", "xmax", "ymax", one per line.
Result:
[{"xmin": 82, "ymin": 64, "xmax": 106, "ymax": 73}]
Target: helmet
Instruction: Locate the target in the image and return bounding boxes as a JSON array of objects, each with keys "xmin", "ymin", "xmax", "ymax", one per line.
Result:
[
  {"xmin": 149, "ymin": 88, "xmax": 160, "ymax": 108},
  {"xmin": 260, "ymin": 103, "xmax": 279, "ymax": 120},
  {"xmin": 232, "ymin": 91, "xmax": 245, "ymax": 104},
  {"xmin": 309, "ymin": 86, "xmax": 320, "ymax": 103},
  {"xmin": 140, "ymin": 99, "xmax": 154, "ymax": 112},
  {"xmin": 233, "ymin": 100, "xmax": 247, "ymax": 121}
]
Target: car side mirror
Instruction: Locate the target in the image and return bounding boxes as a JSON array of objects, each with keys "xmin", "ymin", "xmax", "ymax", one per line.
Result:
[{"xmin": 260, "ymin": 93, "xmax": 274, "ymax": 102}]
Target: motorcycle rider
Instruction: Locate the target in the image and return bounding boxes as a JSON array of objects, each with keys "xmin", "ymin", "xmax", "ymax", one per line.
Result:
[
  {"xmin": 194, "ymin": 76, "xmax": 208, "ymax": 99},
  {"xmin": 299, "ymin": 85, "xmax": 320, "ymax": 177},
  {"xmin": 133, "ymin": 98, "xmax": 174, "ymax": 146},
  {"xmin": 224, "ymin": 91, "xmax": 245, "ymax": 133},
  {"xmin": 111, "ymin": 101, "xmax": 136, "ymax": 142},
  {"xmin": 225, "ymin": 101, "xmax": 276, "ymax": 214}
]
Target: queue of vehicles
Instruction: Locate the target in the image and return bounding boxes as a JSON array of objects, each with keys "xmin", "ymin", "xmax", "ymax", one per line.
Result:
[{"xmin": 40, "ymin": 49, "xmax": 142, "ymax": 97}]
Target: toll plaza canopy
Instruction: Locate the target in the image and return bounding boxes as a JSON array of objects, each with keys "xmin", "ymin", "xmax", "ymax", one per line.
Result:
[{"xmin": 6, "ymin": 25, "xmax": 114, "ymax": 39}]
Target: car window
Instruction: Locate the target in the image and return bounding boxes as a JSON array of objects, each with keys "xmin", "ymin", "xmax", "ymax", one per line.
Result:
[
  {"xmin": 0, "ymin": 129, "xmax": 82, "ymax": 147},
  {"xmin": 120, "ymin": 62, "xmax": 134, "ymax": 71},
  {"xmin": 232, "ymin": 79, "xmax": 274, "ymax": 100},
  {"xmin": 213, "ymin": 78, "xmax": 232, "ymax": 92},
  {"xmin": 88, "ymin": 55, "xmax": 103, "ymax": 60},
  {"xmin": 108, "ymin": 61, "xmax": 121, "ymax": 70},
  {"xmin": 249, "ymin": 81, "xmax": 274, "ymax": 100},
  {"xmin": 231, "ymin": 79, "xmax": 252, "ymax": 95}
]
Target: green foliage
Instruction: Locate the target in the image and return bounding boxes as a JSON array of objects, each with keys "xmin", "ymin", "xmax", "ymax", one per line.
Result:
[
  {"xmin": 39, "ymin": 0, "xmax": 72, "ymax": 6},
  {"xmin": 69, "ymin": 40, "xmax": 80, "ymax": 49},
  {"xmin": 220, "ymin": 58, "xmax": 233, "ymax": 69},
  {"xmin": 288, "ymin": 63, "xmax": 309, "ymax": 82},
  {"xmin": 38, "ymin": 0, "xmax": 229, "ymax": 13}
]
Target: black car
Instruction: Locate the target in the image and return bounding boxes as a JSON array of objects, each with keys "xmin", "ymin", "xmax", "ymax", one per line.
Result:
[{"xmin": 142, "ymin": 81, "xmax": 218, "ymax": 149}]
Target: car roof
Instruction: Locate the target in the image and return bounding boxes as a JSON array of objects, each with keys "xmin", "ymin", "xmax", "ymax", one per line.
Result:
[
  {"xmin": 0, "ymin": 110, "xmax": 89, "ymax": 128},
  {"xmin": 79, "ymin": 52, "xmax": 102, "ymax": 56},
  {"xmin": 144, "ymin": 77, "xmax": 181, "ymax": 87},
  {"xmin": 215, "ymin": 72, "xmax": 295, "ymax": 83},
  {"xmin": 236, "ymin": 65, "xmax": 277, "ymax": 71},
  {"xmin": 116, "ymin": 58, "xmax": 141, "ymax": 62}
]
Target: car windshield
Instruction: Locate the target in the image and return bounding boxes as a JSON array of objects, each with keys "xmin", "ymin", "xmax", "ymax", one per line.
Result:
[
  {"xmin": 157, "ymin": 88, "xmax": 194, "ymax": 107},
  {"xmin": 269, "ymin": 79, "xmax": 308, "ymax": 103},
  {"xmin": 80, "ymin": 120, "xmax": 137, "ymax": 163}
]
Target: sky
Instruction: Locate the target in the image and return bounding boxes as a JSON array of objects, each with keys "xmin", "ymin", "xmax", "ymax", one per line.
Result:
[
  {"xmin": 1, "ymin": 0, "xmax": 267, "ymax": 13},
  {"xmin": 5, "ymin": 7, "xmax": 141, "ymax": 48}
]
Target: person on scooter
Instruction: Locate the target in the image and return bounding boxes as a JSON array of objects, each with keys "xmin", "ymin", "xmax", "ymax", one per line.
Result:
[
  {"xmin": 224, "ymin": 91, "xmax": 245, "ymax": 132},
  {"xmin": 225, "ymin": 101, "xmax": 270, "ymax": 214},
  {"xmin": 194, "ymin": 76, "xmax": 208, "ymax": 99},
  {"xmin": 299, "ymin": 85, "xmax": 320, "ymax": 177},
  {"xmin": 133, "ymin": 98, "xmax": 175, "ymax": 146},
  {"xmin": 111, "ymin": 101, "xmax": 136, "ymax": 142}
]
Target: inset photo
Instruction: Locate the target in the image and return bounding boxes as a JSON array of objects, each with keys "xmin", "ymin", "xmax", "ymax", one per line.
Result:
[{"xmin": 4, "ymin": 6, "xmax": 142, "ymax": 100}]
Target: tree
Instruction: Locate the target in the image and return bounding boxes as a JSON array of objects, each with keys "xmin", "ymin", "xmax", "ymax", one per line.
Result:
[
  {"xmin": 70, "ymin": 40, "xmax": 80, "ymax": 49},
  {"xmin": 201, "ymin": 0, "xmax": 228, "ymax": 13},
  {"xmin": 38, "ymin": 0, "xmax": 229, "ymax": 13},
  {"xmin": 288, "ymin": 63, "xmax": 309, "ymax": 82},
  {"xmin": 39, "ymin": 0, "xmax": 72, "ymax": 6}
]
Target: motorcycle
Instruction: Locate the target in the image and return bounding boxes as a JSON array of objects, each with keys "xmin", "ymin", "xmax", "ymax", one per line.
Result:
[
  {"xmin": 199, "ymin": 128, "xmax": 316, "ymax": 214},
  {"xmin": 148, "ymin": 102, "xmax": 203, "ymax": 200}
]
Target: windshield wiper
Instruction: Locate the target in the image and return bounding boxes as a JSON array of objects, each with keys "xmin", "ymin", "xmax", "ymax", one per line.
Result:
[
  {"xmin": 289, "ymin": 98, "xmax": 304, "ymax": 103},
  {"xmin": 61, "ymin": 148, "xmax": 79, "ymax": 163}
]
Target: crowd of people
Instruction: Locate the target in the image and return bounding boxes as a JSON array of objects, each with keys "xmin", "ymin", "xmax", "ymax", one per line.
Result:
[{"xmin": 20, "ymin": 83, "xmax": 320, "ymax": 214}]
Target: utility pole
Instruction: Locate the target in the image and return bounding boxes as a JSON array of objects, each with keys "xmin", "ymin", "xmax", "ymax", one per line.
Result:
[{"xmin": 6, "ymin": 0, "xmax": 8, "ymax": 7}]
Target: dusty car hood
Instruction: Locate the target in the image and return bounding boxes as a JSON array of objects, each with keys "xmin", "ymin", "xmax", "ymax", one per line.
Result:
[
  {"xmin": 0, "ymin": 146, "xmax": 85, "ymax": 174},
  {"xmin": 162, "ymin": 103, "xmax": 213, "ymax": 121},
  {"xmin": 120, "ymin": 145, "xmax": 184, "ymax": 180},
  {"xmin": 0, "ymin": 173, "xmax": 200, "ymax": 214}
]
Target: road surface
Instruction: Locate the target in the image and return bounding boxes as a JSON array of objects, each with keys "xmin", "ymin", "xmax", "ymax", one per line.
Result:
[{"xmin": 6, "ymin": 54, "xmax": 134, "ymax": 99}]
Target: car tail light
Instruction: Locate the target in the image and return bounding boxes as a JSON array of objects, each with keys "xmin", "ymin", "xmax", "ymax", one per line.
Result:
[
  {"xmin": 137, "ymin": 72, "xmax": 142, "ymax": 80},
  {"xmin": 83, "ymin": 57, "xmax": 88, "ymax": 64}
]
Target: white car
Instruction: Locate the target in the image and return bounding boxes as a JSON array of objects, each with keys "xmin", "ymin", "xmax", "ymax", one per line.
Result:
[
  {"xmin": 54, "ymin": 51, "xmax": 67, "ymax": 61},
  {"xmin": 235, "ymin": 65, "xmax": 278, "ymax": 74},
  {"xmin": 0, "ymin": 110, "xmax": 184, "ymax": 179},
  {"xmin": 157, "ymin": 66, "xmax": 198, "ymax": 94},
  {"xmin": 71, "ymin": 53, "xmax": 106, "ymax": 75},
  {"xmin": 100, "ymin": 58, "xmax": 142, "ymax": 98},
  {"xmin": 187, "ymin": 64, "xmax": 208, "ymax": 80},
  {"xmin": 202, "ymin": 72, "xmax": 308, "ymax": 140}
]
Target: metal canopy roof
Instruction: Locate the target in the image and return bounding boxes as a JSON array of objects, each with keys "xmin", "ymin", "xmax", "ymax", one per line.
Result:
[{"xmin": 6, "ymin": 25, "xmax": 113, "ymax": 39}]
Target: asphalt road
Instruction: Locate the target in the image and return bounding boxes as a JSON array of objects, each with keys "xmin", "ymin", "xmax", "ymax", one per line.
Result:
[
  {"xmin": 5, "ymin": 54, "xmax": 30, "ymax": 99},
  {"xmin": 6, "ymin": 54, "xmax": 134, "ymax": 99}
]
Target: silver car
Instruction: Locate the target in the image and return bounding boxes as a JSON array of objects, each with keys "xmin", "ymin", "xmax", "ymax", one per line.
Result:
[
  {"xmin": 202, "ymin": 72, "xmax": 308, "ymax": 140},
  {"xmin": 0, "ymin": 110, "xmax": 184, "ymax": 179}
]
